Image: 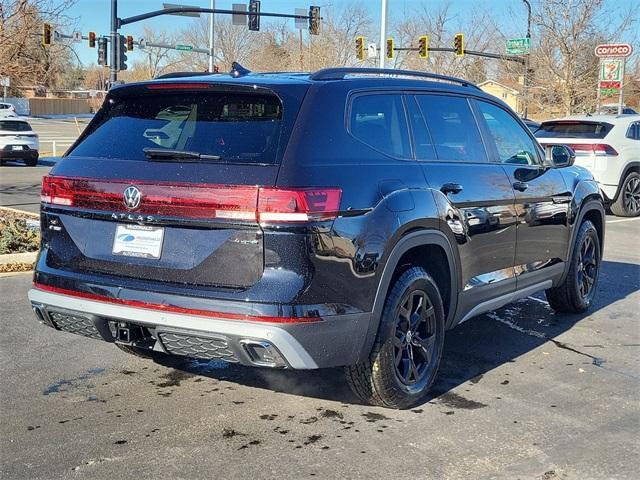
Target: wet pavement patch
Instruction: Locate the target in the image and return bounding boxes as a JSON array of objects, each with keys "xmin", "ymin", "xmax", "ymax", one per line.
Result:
[
  {"xmin": 42, "ymin": 368, "xmax": 105, "ymax": 395},
  {"xmin": 319, "ymin": 409, "xmax": 343, "ymax": 419},
  {"xmin": 435, "ymin": 392, "xmax": 487, "ymax": 410},
  {"xmin": 222, "ymin": 428, "xmax": 245, "ymax": 439},
  {"xmin": 300, "ymin": 416, "xmax": 318, "ymax": 424},
  {"xmin": 304, "ymin": 434, "xmax": 323, "ymax": 445},
  {"xmin": 259, "ymin": 414, "xmax": 278, "ymax": 421},
  {"xmin": 362, "ymin": 412, "xmax": 391, "ymax": 422},
  {"xmin": 156, "ymin": 370, "xmax": 194, "ymax": 388},
  {"xmin": 113, "ymin": 440, "xmax": 127, "ymax": 445}
]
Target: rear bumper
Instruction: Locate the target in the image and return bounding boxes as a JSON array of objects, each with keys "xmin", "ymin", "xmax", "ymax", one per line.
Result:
[
  {"xmin": 28, "ymin": 287, "xmax": 371, "ymax": 369},
  {"xmin": 0, "ymin": 147, "xmax": 38, "ymax": 160}
]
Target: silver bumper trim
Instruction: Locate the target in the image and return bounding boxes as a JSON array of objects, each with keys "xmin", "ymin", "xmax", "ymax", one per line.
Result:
[{"xmin": 28, "ymin": 288, "xmax": 318, "ymax": 369}]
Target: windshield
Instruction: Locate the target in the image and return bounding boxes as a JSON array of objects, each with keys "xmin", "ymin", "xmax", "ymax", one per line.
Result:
[
  {"xmin": 535, "ymin": 121, "xmax": 612, "ymax": 139},
  {"xmin": 68, "ymin": 92, "xmax": 283, "ymax": 164},
  {"xmin": 0, "ymin": 121, "xmax": 31, "ymax": 132}
]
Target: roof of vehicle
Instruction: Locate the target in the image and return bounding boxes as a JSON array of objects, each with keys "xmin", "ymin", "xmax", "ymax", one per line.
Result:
[
  {"xmin": 0, "ymin": 117, "xmax": 29, "ymax": 122},
  {"xmin": 542, "ymin": 114, "xmax": 640, "ymax": 124},
  {"xmin": 113, "ymin": 67, "xmax": 496, "ymax": 100}
]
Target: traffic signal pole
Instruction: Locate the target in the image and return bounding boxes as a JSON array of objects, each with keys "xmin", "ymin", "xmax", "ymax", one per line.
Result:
[
  {"xmin": 107, "ymin": 3, "xmax": 320, "ymax": 82},
  {"xmin": 110, "ymin": 0, "xmax": 118, "ymax": 83}
]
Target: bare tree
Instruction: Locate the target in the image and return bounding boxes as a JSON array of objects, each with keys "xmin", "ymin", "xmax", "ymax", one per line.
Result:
[
  {"xmin": 523, "ymin": 0, "xmax": 637, "ymax": 116},
  {"xmin": 0, "ymin": 0, "xmax": 77, "ymax": 92}
]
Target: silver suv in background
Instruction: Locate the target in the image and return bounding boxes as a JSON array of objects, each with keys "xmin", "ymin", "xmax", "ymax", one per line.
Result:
[
  {"xmin": 0, "ymin": 118, "xmax": 40, "ymax": 166},
  {"xmin": 536, "ymin": 115, "xmax": 640, "ymax": 217}
]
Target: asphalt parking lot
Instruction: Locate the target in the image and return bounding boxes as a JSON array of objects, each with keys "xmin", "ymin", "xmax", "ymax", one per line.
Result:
[
  {"xmin": 0, "ymin": 117, "xmax": 88, "ymax": 213},
  {"xmin": 1, "ymin": 216, "xmax": 638, "ymax": 480}
]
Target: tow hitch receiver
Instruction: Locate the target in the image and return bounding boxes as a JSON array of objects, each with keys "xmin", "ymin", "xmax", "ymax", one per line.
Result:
[{"xmin": 113, "ymin": 322, "xmax": 144, "ymax": 344}]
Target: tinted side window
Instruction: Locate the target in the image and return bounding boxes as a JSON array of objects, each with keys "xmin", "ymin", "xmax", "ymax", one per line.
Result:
[
  {"xmin": 476, "ymin": 101, "xmax": 541, "ymax": 166},
  {"xmin": 406, "ymin": 96, "xmax": 436, "ymax": 160},
  {"xmin": 627, "ymin": 122, "xmax": 640, "ymax": 140},
  {"xmin": 415, "ymin": 95, "xmax": 487, "ymax": 162},
  {"xmin": 350, "ymin": 94, "xmax": 411, "ymax": 158}
]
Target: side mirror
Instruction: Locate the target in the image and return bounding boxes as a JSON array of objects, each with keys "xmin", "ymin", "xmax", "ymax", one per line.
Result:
[{"xmin": 545, "ymin": 144, "xmax": 575, "ymax": 168}]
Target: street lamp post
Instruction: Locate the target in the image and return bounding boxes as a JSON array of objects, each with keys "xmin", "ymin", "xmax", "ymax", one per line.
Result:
[{"xmin": 522, "ymin": 0, "xmax": 531, "ymax": 118}]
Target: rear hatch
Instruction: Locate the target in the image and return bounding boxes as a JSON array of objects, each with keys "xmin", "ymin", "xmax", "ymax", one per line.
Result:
[
  {"xmin": 42, "ymin": 80, "xmax": 307, "ymax": 289},
  {"xmin": 0, "ymin": 120, "xmax": 38, "ymax": 149},
  {"xmin": 535, "ymin": 120, "xmax": 618, "ymax": 168}
]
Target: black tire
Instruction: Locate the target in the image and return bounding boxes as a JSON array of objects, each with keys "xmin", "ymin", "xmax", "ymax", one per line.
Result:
[
  {"xmin": 115, "ymin": 343, "xmax": 166, "ymax": 360},
  {"xmin": 546, "ymin": 220, "xmax": 600, "ymax": 313},
  {"xmin": 25, "ymin": 155, "xmax": 38, "ymax": 167},
  {"xmin": 610, "ymin": 171, "xmax": 640, "ymax": 217},
  {"xmin": 345, "ymin": 267, "xmax": 445, "ymax": 409}
]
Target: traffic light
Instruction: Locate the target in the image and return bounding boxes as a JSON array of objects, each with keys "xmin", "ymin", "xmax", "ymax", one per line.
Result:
[
  {"xmin": 126, "ymin": 35, "xmax": 134, "ymax": 51},
  {"xmin": 248, "ymin": 0, "xmax": 260, "ymax": 31},
  {"xmin": 418, "ymin": 35, "xmax": 428, "ymax": 59},
  {"xmin": 355, "ymin": 36, "xmax": 365, "ymax": 61},
  {"xmin": 97, "ymin": 37, "xmax": 107, "ymax": 66},
  {"xmin": 88, "ymin": 31, "xmax": 96, "ymax": 48},
  {"xmin": 42, "ymin": 23, "xmax": 52, "ymax": 46},
  {"xmin": 118, "ymin": 35, "xmax": 128, "ymax": 71},
  {"xmin": 309, "ymin": 6, "xmax": 320, "ymax": 35},
  {"xmin": 454, "ymin": 33, "xmax": 464, "ymax": 57},
  {"xmin": 386, "ymin": 37, "xmax": 394, "ymax": 60}
]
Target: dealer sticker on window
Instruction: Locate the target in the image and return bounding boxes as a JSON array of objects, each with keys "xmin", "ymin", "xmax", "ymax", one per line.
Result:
[{"xmin": 112, "ymin": 224, "xmax": 164, "ymax": 259}]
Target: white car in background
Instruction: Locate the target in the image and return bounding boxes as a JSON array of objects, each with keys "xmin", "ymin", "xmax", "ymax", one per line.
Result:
[
  {"xmin": 0, "ymin": 118, "xmax": 40, "ymax": 166},
  {"xmin": 535, "ymin": 114, "xmax": 640, "ymax": 217},
  {"xmin": 0, "ymin": 102, "xmax": 18, "ymax": 118}
]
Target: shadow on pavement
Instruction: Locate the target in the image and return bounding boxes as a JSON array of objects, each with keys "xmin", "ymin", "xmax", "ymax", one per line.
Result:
[{"xmin": 156, "ymin": 260, "xmax": 639, "ymax": 407}]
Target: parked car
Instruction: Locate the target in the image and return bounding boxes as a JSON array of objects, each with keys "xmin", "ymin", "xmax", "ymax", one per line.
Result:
[
  {"xmin": 28, "ymin": 67, "xmax": 605, "ymax": 409},
  {"xmin": 0, "ymin": 102, "xmax": 18, "ymax": 118},
  {"xmin": 0, "ymin": 118, "xmax": 39, "ymax": 166},
  {"xmin": 598, "ymin": 104, "xmax": 637, "ymax": 115},
  {"xmin": 522, "ymin": 118, "xmax": 540, "ymax": 133},
  {"xmin": 535, "ymin": 114, "xmax": 640, "ymax": 216}
]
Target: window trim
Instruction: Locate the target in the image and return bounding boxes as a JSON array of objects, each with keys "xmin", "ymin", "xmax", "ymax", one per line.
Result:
[
  {"xmin": 471, "ymin": 98, "xmax": 544, "ymax": 167},
  {"xmin": 409, "ymin": 91, "xmax": 492, "ymax": 164},
  {"xmin": 626, "ymin": 121, "xmax": 640, "ymax": 141},
  {"xmin": 345, "ymin": 90, "xmax": 414, "ymax": 161}
]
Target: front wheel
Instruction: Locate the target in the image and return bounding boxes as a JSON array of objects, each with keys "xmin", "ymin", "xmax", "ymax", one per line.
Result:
[
  {"xmin": 345, "ymin": 267, "xmax": 445, "ymax": 409},
  {"xmin": 546, "ymin": 220, "xmax": 601, "ymax": 313},
  {"xmin": 610, "ymin": 172, "xmax": 640, "ymax": 217}
]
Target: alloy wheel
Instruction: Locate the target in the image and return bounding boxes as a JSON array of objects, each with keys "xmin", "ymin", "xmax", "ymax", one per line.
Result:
[
  {"xmin": 577, "ymin": 235, "xmax": 598, "ymax": 300},
  {"xmin": 393, "ymin": 290, "xmax": 437, "ymax": 386},
  {"xmin": 623, "ymin": 176, "xmax": 640, "ymax": 215}
]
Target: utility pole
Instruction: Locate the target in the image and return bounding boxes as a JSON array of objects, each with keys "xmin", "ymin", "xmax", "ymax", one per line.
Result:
[
  {"xmin": 208, "ymin": 0, "xmax": 215, "ymax": 72},
  {"xmin": 522, "ymin": 0, "xmax": 531, "ymax": 118},
  {"xmin": 379, "ymin": 0, "xmax": 388, "ymax": 68},
  {"xmin": 110, "ymin": 0, "xmax": 118, "ymax": 83}
]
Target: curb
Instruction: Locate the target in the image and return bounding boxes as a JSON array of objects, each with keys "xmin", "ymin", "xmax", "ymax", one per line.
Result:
[
  {"xmin": 38, "ymin": 157, "xmax": 60, "ymax": 166},
  {"xmin": 0, "ymin": 206, "xmax": 39, "ymax": 218},
  {"xmin": 0, "ymin": 251, "xmax": 38, "ymax": 265}
]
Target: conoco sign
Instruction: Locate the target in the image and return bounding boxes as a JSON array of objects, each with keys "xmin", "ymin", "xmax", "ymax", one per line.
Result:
[{"xmin": 594, "ymin": 43, "xmax": 633, "ymax": 58}]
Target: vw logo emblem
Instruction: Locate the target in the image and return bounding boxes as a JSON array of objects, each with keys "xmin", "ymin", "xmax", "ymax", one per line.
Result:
[{"xmin": 123, "ymin": 186, "xmax": 142, "ymax": 210}]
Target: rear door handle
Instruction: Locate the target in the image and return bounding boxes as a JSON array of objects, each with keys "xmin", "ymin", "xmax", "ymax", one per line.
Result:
[
  {"xmin": 513, "ymin": 181, "xmax": 529, "ymax": 192},
  {"xmin": 441, "ymin": 183, "xmax": 463, "ymax": 195}
]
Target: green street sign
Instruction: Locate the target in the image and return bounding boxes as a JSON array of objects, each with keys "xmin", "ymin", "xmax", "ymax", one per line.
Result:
[
  {"xmin": 176, "ymin": 44, "xmax": 193, "ymax": 51},
  {"xmin": 506, "ymin": 38, "xmax": 530, "ymax": 55}
]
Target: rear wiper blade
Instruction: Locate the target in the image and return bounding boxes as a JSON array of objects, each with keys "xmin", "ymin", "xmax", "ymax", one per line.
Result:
[{"xmin": 143, "ymin": 148, "xmax": 221, "ymax": 162}]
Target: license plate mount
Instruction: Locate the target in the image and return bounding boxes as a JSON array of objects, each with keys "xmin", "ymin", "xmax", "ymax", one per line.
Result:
[{"xmin": 112, "ymin": 224, "xmax": 164, "ymax": 259}]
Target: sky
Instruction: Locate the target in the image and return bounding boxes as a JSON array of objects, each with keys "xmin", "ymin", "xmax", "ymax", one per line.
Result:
[{"xmin": 59, "ymin": 0, "xmax": 636, "ymax": 66}]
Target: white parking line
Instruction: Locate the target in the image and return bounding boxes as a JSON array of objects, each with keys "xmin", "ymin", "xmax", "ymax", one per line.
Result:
[
  {"xmin": 606, "ymin": 217, "xmax": 640, "ymax": 224},
  {"xmin": 527, "ymin": 296, "xmax": 549, "ymax": 305}
]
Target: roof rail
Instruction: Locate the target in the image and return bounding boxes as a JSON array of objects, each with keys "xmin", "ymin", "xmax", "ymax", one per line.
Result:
[
  {"xmin": 309, "ymin": 67, "xmax": 480, "ymax": 89},
  {"xmin": 155, "ymin": 71, "xmax": 219, "ymax": 80}
]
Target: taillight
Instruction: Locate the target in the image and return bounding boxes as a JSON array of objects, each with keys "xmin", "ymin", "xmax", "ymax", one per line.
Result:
[
  {"xmin": 41, "ymin": 176, "xmax": 342, "ymax": 223},
  {"xmin": 258, "ymin": 188, "xmax": 342, "ymax": 222},
  {"xmin": 566, "ymin": 144, "xmax": 618, "ymax": 156}
]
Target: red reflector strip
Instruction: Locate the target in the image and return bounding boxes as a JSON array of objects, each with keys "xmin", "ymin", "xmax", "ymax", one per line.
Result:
[
  {"xmin": 566, "ymin": 144, "xmax": 618, "ymax": 156},
  {"xmin": 146, "ymin": 83, "xmax": 212, "ymax": 90},
  {"xmin": 41, "ymin": 176, "xmax": 258, "ymax": 220},
  {"xmin": 33, "ymin": 283, "xmax": 321, "ymax": 324},
  {"xmin": 41, "ymin": 176, "xmax": 342, "ymax": 223}
]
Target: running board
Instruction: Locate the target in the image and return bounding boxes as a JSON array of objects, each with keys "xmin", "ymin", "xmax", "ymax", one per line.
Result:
[{"xmin": 458, "ymin": 281, "xmax": 552, "ymax": 325}]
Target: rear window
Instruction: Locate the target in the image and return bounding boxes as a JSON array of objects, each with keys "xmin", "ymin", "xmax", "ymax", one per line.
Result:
[
  {"xmin": 535, "ymin": 121, "xmax": 612, "ymax": 139},
  {"xmin": 68, "ymin": 92, "xmax": 283, "ymax": 164},
  {"xmin": 0, "ymin": 121, "xmax": 30, "ymax": 131}
]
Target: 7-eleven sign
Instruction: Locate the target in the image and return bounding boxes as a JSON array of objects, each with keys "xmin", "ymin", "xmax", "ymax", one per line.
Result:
[{"xmin": 600, "ymin": 59, "xmax": 623, "ymax": 82}]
